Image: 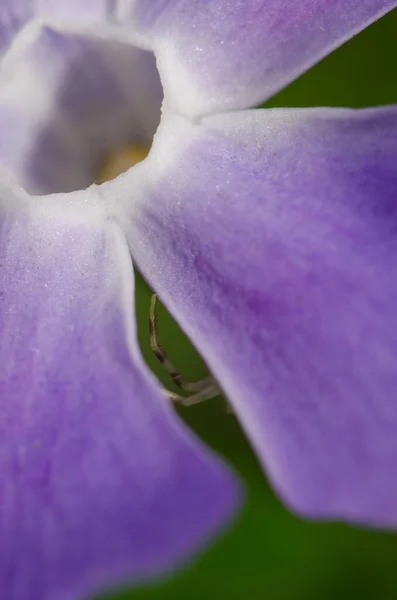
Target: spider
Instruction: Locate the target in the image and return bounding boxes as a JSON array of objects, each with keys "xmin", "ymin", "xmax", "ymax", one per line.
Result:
[{"xmin": 149, "ymin": 293, "xmax": 221, "ymax": 406}]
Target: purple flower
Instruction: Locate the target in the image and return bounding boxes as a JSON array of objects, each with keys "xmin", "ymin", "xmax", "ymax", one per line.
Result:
[{"xmin": 1, "ymin": 1, "xmax": 397, "ymax": 599}]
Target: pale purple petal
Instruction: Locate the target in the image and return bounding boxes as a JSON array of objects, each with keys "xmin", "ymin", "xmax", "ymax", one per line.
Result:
[
  {"xmin": 0, "ymin": 1, "xmax": 30, "ymax": 53},
  {"xmin": 0, "ymin": 0, "xmax": 113, "ymax": 54},
  {"xmin": 0, "ymin": 184, "xmax": 239, "ymax": 600},
  {"xmin": 126, "ymin": 106, "xmax": 397, "ymax": 527},
  {"xmin": 34, "ymin": 0, "xmax": 112, "ymax": 20},
  {"xmin": 122, "ymin": 1, "xmax": 397, "ymax": 117}
]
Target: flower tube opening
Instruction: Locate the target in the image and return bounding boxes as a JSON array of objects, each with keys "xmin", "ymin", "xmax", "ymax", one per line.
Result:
[{"xmin": 0, "ymin": 23, "xmax": 163, "ymax": 195}]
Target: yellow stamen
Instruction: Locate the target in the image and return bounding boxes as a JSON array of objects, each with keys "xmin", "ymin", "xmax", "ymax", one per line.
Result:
[{"xmin": 98, "ymin": 145, "xmax": 150, "ymax": 183}]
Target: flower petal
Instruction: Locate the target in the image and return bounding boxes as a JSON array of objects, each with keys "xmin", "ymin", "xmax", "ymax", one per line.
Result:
[
  {"xmin": 0, "ymin": 1, "xmax": 113, "ymax": 54},
  {"xmin": 0, "ymin": 183, "xmax": 239, "ymax": 600},
  {"xmin": 126, "ymin": 106, "xmax": 397, "ymax": 527},
  {"xmin": 123, "ymin": 1, "xmax": 397, "ymax": 117},
  {"xmin": 0, "ymin": 1, "xmax": 30, "ymax": 53}
]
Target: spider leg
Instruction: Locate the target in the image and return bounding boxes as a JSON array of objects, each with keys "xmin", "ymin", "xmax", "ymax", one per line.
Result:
[
  {"xmin": 163, "ymin": 381, "xmax": 221, "ymax": 407},
  {"xmin": 149, "ymin": 293, "xmax": 221, "ymax": 402}
]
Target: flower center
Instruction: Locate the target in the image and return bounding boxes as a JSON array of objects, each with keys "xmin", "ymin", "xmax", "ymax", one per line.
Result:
[
  {"xmin": 0, "ymin": 26, "xmax": 162, "ymax": 195},
  {"xmin": 98, "ymin": 145, "xmax": 150, "ymax": 182}
]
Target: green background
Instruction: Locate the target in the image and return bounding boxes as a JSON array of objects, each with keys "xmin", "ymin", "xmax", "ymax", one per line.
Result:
[{"xmin": 104, "ymin": 10, "xmax": 397, "ymax": 600}]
